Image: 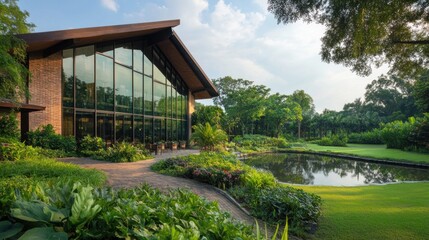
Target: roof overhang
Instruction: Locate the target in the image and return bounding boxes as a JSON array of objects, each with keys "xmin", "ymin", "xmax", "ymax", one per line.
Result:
[
  {"xmin": 0, "ymin": 101, "xmax": 45, "ymax": 113},
  {"xmin": 17, "ymin": 20, "xmax": 219, "ymax": 99}
]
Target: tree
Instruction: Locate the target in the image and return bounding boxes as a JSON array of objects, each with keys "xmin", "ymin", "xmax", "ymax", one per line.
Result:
[
  {"xmin": 414, "ymin": 71, "xmax": 429, "ymax": 113},
  {"xmin": 268, "ymin": 0, "xmax": 429, "ymax": 77},
  {"xmin": 213, "ymin": 76, "xmax": 270, "ymax": 135},
  {"xmin": 191, "ymin": 105, "xmax": 224, "ymax": 128},
  {"xmin": 0, "ymin": 0, "xmax": 34, "ymax": 101},
  {"xmin": 288, "ymin": 90, "xmax": 314, "ymax": 138},
  {"xmin": 265, "ymin": 93, "xmax": 300, "ymax": 137},
  {"xmin": 364, "ymin": 75, "xmax": 417, "ymax": 121}
]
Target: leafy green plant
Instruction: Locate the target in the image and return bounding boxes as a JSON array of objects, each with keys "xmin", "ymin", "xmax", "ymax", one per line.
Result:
[
  {"xmin": 191, "ymin": 123, "xmax": 228, "ymax": 151},
  {"xmin": 316, "ymin": 134, "xmax": 348, "ymax": 147},
  {"xmin": 380, "ymin": 118, "xmax": 415, "ymax": 149},
  {"xmin": 27, "ymin": 124, "xmax": 76, "ymax": 153},
  {"xmin": 232, "ymin": 134, "xmax": 290, "ymax": 153},
  {"xmin": 348, "ymin": 129, "xmax": 384, "ymax": 144},
  {"xmin": 0, "ymin": 113, "xmax": 19, "ymax": 140},
  {"xmin": 0, "ymin": 141, "xmax": 38, "ymax": 161},
  {"xmin": 78, "ymin": 135, "xmax": 104, "ymax": 154}
]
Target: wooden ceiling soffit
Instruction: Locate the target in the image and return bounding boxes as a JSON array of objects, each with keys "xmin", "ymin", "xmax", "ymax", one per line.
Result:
[{"xmin": 43, "ymin": 39, "xmax": 75, "ymax": 57}]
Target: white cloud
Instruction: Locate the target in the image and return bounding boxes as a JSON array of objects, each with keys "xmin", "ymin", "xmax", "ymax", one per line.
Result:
[
  {"xmin": 101, "ymin": 0, "xmax": 119, "ymax": 12},
  {"xmin": 125, "ymin": 0, "xmax": 387, "ymax": 112}
]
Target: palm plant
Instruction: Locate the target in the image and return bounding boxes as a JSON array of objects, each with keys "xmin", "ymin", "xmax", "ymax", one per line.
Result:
[{"xmin": 191, "ymin": 123, "xmax": 228, "ymax": 151}]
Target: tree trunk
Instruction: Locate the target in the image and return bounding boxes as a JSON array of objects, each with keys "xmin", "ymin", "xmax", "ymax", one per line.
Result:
[{"xmin": 297, "ymin": 120, "xmax": 301, "ymax": 139}]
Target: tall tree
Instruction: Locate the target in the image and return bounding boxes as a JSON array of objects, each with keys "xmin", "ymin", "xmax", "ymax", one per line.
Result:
[
  {"xmin": 265, "ymin": 93, "xmax": 301, "ymax": 137},
  {"xmin": 268, "ymin": 0, "xmax": 429, "ymax": 77},
  {"xmin": 414, "ymin": 71, "xmax": 429, "ymax": 113},
  {"xmin": 191, "ymin": 105, "xmax": 224, "ymax": 128},
  {"xmin": 0, "ymin": 0, "xmax": 34, "ymax": 101},
  {"xmin": 364, "ymin": 75, "xmax": 417, "ymax": 120},
  {"xmin": 288, "ymin": 90, "xmax": 314, "ymax": 138}
]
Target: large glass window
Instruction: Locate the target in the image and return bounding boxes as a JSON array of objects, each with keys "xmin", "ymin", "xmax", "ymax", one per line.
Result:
[
  {"xmin": 154, "ymin": 118, "xmax": 161, "ymax": 143},
  {"xmin": 62, "ymin": 44, "xmax": 189, "ymax": 144},
  {"xmin": 96, "ymin": 43, "xmax": 113, "ymax": 57},
  {"xmin": 115, "ymin": 64, "xmax": 133, "ymax": 113},
  {"xmin": 116, "ymin": 114, "xmax": 132, "ymax": 142},
  {"xmin": 134, "ymin": 72, "xmax": 143, "ymax": 114},
  {"xmin": 97, "ymin": 113, "xmax": 114, "ymax": 145},
  {"xmin": 144, "ymin": 75, "xmax": 153, "ymax": 115},
  {"xmin": 76, "ymin": 112, "xmax": 94, "ymax": 139},
  {"xmin": 115, "ymin": 42, "xmax": 132, "ymax": 67},
  {"xmin": 96, "ymin": 54, "xmax": 114, "ymax": 111},
  {"xmin": 153, "ymin": 82, "xmax": 166, "ymax": 116},
  {"xmin": 75, "ymin": 46, "xmax": 95, "ymax": 109},
  {"xmin": 144, "ymin": 118, "xmax": 153, "ymax": 143},
  {"xmin": 134, "ymin": 116, "xmax": 144, "ymax": 143},
  {"xmin": 62, "ymin": 108, "xmax": 74, "ymax": 136},
  {"xmin": 133, "ymin": 41, "xmax": 143, "ymax": 73},
  {"xmin": 62, "ymin": 49, "xmax": 74, "ymax": 107}
]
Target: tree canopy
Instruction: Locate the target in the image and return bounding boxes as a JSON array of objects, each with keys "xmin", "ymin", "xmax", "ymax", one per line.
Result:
[
  {"xmin": 0, "ymin": 0, "xmax": 34, "ymax": 101},
  {"xmin": 267, "ymin": 0, "xmax": 429, "ymax": 77}
]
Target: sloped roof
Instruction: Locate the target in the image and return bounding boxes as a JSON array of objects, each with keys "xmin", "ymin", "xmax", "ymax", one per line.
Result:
[{"xmin": 18, "ymin": 19, "xmax": 218, "ymax": 99}]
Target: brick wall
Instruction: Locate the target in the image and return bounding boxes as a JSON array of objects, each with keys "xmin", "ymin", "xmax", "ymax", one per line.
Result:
[{"xmin": 28, "ymin": 52, "xmax": 62, "ymax": 134}]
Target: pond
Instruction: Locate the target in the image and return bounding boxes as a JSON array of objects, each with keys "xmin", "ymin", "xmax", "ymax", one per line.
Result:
[{"xmin": 244, "ymin": 153, "xmax": 429, "ymax": 186}]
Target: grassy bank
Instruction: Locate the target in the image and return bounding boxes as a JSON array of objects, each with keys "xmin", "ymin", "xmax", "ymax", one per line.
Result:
[
  {"xmin": 302, "ymin": 144, "xmax": 429, "ymax": 164},
  {"xmin": 296, "ymin": 183, "xmax": 429, "ymax": 240}
]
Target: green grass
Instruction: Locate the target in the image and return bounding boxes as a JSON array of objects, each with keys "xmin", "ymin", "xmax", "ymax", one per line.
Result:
[
  {"xmin": 303, "ymin": 144, "xmax": 429, "ymax": 164},
  {"xmin": 296, "ymin": 183, "xmax": 429, "ymax": 240}
]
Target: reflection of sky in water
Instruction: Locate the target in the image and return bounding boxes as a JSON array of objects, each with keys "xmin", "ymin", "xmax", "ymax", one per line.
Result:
[{"xmin": 245, "ymin": 154, "xmax": 429, "ymax": 186}]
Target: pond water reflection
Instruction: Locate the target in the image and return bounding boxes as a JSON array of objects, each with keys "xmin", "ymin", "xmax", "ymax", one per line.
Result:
[{"xmin": 244, "ymin": 153, "xmax": 429, "ymax": 186}]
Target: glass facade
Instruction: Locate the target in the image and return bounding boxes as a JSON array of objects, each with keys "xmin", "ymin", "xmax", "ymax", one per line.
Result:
[{"xmin": 62, "ymin": 42, "xmax": 188, "ymax": 143}]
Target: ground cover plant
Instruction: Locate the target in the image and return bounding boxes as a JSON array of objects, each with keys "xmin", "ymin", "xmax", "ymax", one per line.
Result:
[
  {"xmin": 0, "ymin": 150, "xmax": 106, "ymax": 216},
  {"xmin": 152, "ymin": 152, "xmax": 322, "ymax": 236},
  {"xmin": 298, "ymin": 183, "xmax": 429, "ymax": 240},
  {"xmin": 302, "ymin": 143, "xmax": 429, "ymax": 164},
  {"xmin": 1, "ymin": 181, "xmax": 258, "ymax": 239},
  {"xmin": 232, "ymin": 134, "xmax": 290, "ymax": 153}
]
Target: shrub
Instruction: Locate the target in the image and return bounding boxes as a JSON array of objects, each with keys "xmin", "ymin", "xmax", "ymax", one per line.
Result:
[
  {"xmin": 78, "ymin": 135, "xmax": 104, "ymax": 152},
  {"xmin": 0, "ymin": 113, "xmax": 19, "ymax": 140},
  {"xmin": 409, "ymin": 114, "xmax": 429, "ymax": 152},
  {"xmin": 348, "ymin": 129, "xmax": 384, "ymax": 144},
  {"xmin": 316, "ymin": 134, "xmax": 348, "ymax": 147},
  {"xmin": 380, "ymin": 118, "xmax": 415, "ymax": 149},
  {"xmin": 232, "ymin": 134, "xmax": 290, "ymax": 153},
  {"xmin": 0, "ymin": 141, "xmax": 38, "ymax": 161},
  {"xmin": 27, "ymin": 124, "xmax": 76, "ymax": 152},
  {"xmin": 104, "ymin": 142, "xmax": 148, "ymax": 163}
]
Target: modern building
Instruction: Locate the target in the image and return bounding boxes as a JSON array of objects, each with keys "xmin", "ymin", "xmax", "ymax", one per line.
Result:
[{"xmin": 12, "ymin": 19, "xmax": 218, "ymax": 144}]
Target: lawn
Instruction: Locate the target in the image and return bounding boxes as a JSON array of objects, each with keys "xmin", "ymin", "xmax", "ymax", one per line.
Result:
[
  {"xmin": 296, "ymin": 183, "xmax": 429, "ymax": 240},
  {"xmin": 303, "ymin": 143, "xmax": 429, "ymax": 164}
]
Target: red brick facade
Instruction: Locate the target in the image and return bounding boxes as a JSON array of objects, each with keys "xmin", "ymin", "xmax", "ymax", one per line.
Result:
[{"xmin": 28, "ymin": 52, "xmax": 62, "ymax": 134}]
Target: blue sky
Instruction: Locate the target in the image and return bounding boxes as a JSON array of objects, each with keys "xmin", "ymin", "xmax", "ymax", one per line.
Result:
[{"xmin": 19, "ymin": 0, "xmax": 387, "ymax": 112}]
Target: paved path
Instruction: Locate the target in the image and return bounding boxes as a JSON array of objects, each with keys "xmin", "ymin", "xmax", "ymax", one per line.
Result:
[{"xmin": 59, "ymin": 150, "xmax": 255, "ymax": 226}]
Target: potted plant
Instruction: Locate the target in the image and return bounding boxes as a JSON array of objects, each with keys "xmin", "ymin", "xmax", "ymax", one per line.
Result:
[
  {"xmin": 171, "ymin": 141, "xmax": 178, "ymax": 150},
  {"xmin": 179, "ymin": 140, "xmax": 186, "ymax": 149},
  {"xmin": 157, "ymin": 141, "xmax": 165, "ymax": 150}
]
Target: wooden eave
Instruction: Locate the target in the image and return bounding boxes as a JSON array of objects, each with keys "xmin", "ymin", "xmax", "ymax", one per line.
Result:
[{"xmin": 0, "ymin": 101, "xmax": 45, "ymax": 112}]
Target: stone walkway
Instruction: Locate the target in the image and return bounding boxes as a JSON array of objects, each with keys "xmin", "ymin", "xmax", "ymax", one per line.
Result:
[{"xmin": 59, "ymin": 150, "xmax": 255, "ymax": 226}]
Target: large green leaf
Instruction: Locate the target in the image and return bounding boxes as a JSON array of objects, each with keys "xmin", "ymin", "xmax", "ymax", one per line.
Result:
[
  {"xmin": 18, "ymin": 227, "xmax": 67, "ymax": 240},
  {"xmin": 11, "ymin": 200, "xmax": 67, "ymax": 223},
  {"xmin": 0, "ymin": 220, "xmax": 23, "ymax": 239},
  {"xmin": 69, "ymin": 183, "xmax": 101, "ymax": 228}
]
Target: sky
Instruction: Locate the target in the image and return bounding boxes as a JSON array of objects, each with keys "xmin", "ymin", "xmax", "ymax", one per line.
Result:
[{"xmin": 18, "ymin": 0, "xmax": 387, "ymax": 112}]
